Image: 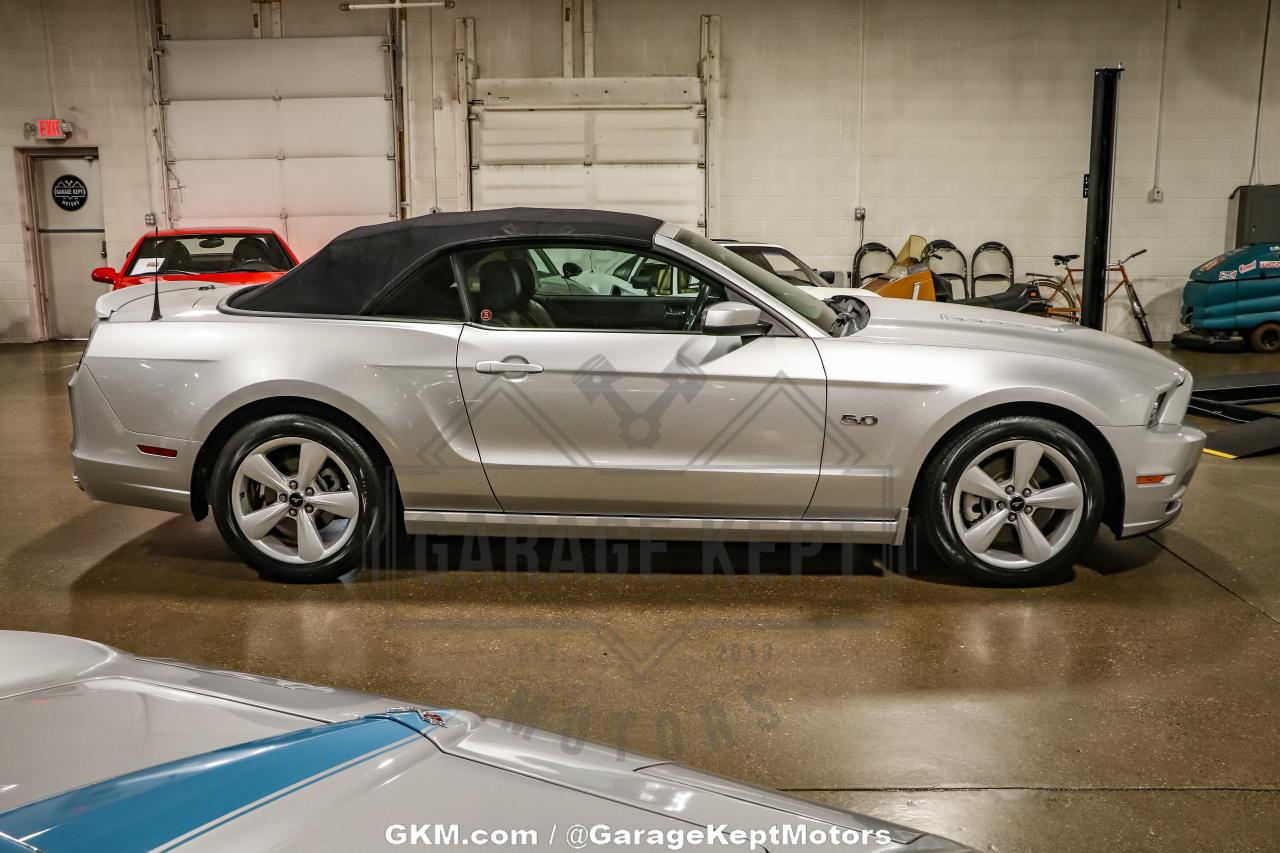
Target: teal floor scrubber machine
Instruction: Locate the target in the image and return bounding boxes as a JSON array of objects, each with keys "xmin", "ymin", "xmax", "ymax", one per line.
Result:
[
  {"xmin": 1175, "ymin": 184, "xmax": 1280, "ymax": 352},
  {"xmin": 1173, "ymin": 242, "xmax": 1280, "ymax": 352}
]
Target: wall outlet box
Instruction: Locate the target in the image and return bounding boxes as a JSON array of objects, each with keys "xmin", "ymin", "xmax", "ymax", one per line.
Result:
[
  {"xmin": 854, "ymin": 206, "xmax": 866, "ymax": 220},
  {"xmin": 144, "ymin": 212, "xmax": 156, "ymax": 226},
  {"xmin": 1148, "ymin": 186, "xmax": 1164, "ymax": 203}
]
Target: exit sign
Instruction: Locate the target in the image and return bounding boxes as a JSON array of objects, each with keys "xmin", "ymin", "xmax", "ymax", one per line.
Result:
[{"xmin": 36, "ymin": 119, "xmax": 67, "ymax": 140}]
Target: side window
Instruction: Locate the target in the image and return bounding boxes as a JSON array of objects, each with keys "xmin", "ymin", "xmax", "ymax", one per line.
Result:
[
  {"xmin": 456, "ymin": 243, "xmax": 726, "ymax": 332},
  {"xmin": 370, "ymin": 255, "xmax": 465, "ymax": 321}
]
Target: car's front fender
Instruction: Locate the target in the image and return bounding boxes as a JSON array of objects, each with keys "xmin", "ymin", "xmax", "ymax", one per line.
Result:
[{"xmin": 807, "ymin": 338, "xmax": 1158, "ymax": 519}]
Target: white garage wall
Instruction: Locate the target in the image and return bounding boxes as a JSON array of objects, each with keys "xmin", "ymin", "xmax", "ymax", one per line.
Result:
[
  {"xmin": 405, "ymin": 0, "xmax": 1278, "ymax": 342},
  {"xmin": 2, "ymin": 0, "xmax": 1276, "ymax": 343},
  {"xmin": 0, "ymin": 0, "xmax": 158, "ymax": 343}
]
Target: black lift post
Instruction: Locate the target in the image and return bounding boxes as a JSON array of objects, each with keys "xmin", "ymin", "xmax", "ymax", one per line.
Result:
[{"xmin": 1081, "ymin": 66, "xmax": 1123, "ymax": 331}]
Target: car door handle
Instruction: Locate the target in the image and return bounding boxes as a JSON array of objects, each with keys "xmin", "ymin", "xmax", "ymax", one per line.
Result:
[{"xmin": 475, "ymin": 360, "xmax": 544, "ymax": 375}]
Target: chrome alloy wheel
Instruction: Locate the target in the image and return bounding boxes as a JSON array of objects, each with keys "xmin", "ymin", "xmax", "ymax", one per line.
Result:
[
  {"xmin": 231, "ymin": 437, "xmax": 361, "ymax": 565},
  {"xmin": 950, "ymin": 439, "xmax": 1084, "ymax": 570}
]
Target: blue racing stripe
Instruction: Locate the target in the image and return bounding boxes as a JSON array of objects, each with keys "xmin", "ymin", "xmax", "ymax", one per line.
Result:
[{"xmin": 0, "ymin": 718, "xmax": 422, "ymax": 852}]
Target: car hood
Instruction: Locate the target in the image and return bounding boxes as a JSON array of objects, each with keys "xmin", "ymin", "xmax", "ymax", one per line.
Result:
[
  {"xmin": 0, "ymin": 634, "xmax": 970, "ymax": 851},
  {"xmin": 799, "ymin": 284, "xmax": 881, "ymax": 298},
  {"xmin": 0, "ymin": 712, "xmax": 968, "ymax": 852},
  {"xmin": 852, "ymin": 297, "xmax": 1184, "ymax": 389}
]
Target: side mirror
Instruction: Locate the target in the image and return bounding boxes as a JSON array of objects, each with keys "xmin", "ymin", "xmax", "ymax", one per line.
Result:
[
  {"xmin": 91, "ymin": 267, "xmax": 118, "ymax": 285},
  {"xmin": 818, "ymin": 270, "xmax": 837, "ymax": 284},
  {"xmin": 702, "ymin": 301, "xmax": 769, "ymax": 336},
  {"xmin": 562, "ymin": 261, "xmax": 583, "ymax": 278}
]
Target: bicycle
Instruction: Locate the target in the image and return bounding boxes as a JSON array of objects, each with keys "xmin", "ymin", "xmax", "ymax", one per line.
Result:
[{"xmin": 1028, "ymin": 249, "xmax": 1154, "ymax": 347}]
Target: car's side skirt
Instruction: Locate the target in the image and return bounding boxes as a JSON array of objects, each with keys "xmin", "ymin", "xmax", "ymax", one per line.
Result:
[{"xmin": 402, "ymin": 509, "xmax": 908, "ymax": 545}]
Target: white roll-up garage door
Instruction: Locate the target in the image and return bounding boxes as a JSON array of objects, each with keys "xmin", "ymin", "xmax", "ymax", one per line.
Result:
[
  {"xmin": 161, "ymin": 36, "xmax": 396, "ymax": 258},
  {"xmin": 469, "ymin": 77, "xmax": 705, "ymax": 231}
]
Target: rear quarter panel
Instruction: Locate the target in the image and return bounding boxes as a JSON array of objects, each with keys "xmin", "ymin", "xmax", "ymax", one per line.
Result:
[{"xmin": 84, "ymin": 313, "xmax": 498, "ymax": 513}]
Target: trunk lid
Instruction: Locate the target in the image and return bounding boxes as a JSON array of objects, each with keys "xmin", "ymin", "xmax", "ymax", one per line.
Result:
[{"xmin": 94, "ymin": 281, "xmax": 230, "ymax": 321}]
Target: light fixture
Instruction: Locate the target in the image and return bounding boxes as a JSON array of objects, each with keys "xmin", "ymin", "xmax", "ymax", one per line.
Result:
[{"xmin": 339, "ymin": 0, "xmax": 454, "ymax": 9}]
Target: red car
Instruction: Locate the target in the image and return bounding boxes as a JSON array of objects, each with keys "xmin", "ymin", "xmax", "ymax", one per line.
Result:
[{"xmin": 92, "ymin": 228, "xmax": 298, "ymax": 291}]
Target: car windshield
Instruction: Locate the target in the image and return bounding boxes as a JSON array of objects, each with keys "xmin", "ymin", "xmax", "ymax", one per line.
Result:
[
  {"xmin": 675, "ymin": 230, "xmax": 841, "ymax": 334},
  {"xmin": 127, "ymin": 234, "xmax": 293, "ymax": 276}
]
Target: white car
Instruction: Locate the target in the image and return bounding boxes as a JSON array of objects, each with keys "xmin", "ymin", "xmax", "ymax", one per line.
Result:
[{"xmin": 0, "ymin": 632, "xmax": 970, "ymax": 852}]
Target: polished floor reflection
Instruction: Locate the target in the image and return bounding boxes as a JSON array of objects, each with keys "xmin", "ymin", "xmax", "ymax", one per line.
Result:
[{"xmin": 1, "ymin": 341, "xmax": 1277, "ymax": 851}]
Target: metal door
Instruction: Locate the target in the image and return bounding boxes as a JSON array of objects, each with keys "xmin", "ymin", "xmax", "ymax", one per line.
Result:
[
  {"xmin": 32, "ymin": 154, "xmax": 106, "ymax": 339},
  {"xmin": 457, "ymin": 325, "xmax": 827, "ymax": 518}
]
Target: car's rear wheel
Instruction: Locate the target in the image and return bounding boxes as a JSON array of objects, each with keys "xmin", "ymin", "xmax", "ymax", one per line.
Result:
[
  {"xmin": 1248, "ymin": 322, "xmax": 1280, "ymax": 353},
  {"xmin": 920, "ymin": 416, "xmax": 1104, "ymax": 586},
  {"xmin": 210, "ymin": 414, "xmax": 390, "ymax": 582}
]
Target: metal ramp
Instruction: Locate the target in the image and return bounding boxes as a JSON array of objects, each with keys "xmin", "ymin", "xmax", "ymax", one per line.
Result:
[{"xmin": 1190, "ymin": 373, "xmax": 1280, "ymax": 459}]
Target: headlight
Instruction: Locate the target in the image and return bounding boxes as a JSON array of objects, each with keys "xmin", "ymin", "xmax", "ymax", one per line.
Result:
[{"xmin": 1147, "ymin": 392, "xmax": 1167, "ymax": 429}]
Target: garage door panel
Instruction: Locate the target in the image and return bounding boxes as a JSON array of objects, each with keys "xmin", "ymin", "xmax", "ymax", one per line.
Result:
[
  {"xmin": 469, "ymin": 76, "xmax": 706, "ymax": 231},
  {"xmin": 172, "ymin": 159, "xmax": 283, "ymax": 219},
  {"xmin": 472, "ymin": 111, "xmax": 588, "ymax": 166},
  {"xmin": 166, "ymin": 100, "xmax": 278, "ymax": 160},
  {"xmin": 282, "ymin": 157, "xmax": 394, "ymax": 217},
  {"xmin": 285, "ymin": 215, "xmax": 394, "ymax": 259},
  {"xmin": 591, "ymin": 165, "xmax": 704, "ymax": 230},
  {"xmin": 473, "ymin": 165, "xmax": 591, "ymax": 209},
  {"xmin": 163, "ymin": 37, "xmax": 388, "ymax": 100},
  {"xmin": 279, "ymin": 98, "xmax": 391, "ymax": 158},
  {"xmin": 162, "ymin": 36, "xmax": 398, "ymax": 260},
  {"xmin": 474, "ymin": 164, "xmax": 700, "ymax": 230},
  {"xmin": 593, "ymin": 109, "xmax": 703, "ymax": 164},
  {"xmin": 168, "ymin": 98, "xmax": 390, "ymax": 160},
  {"xmin": 168, "ymin": 216, "xmax": 286, "ymax": 234}
]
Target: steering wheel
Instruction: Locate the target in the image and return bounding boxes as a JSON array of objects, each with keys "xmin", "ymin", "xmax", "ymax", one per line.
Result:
[{"xmin": 684, "ymin": 281, "xmax": 713, "ymax": 331}]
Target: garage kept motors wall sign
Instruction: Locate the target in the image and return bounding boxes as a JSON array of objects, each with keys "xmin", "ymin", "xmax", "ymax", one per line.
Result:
[{"xmin": 51, "ymin": 174, "xmax": 88, "ymax": 212}]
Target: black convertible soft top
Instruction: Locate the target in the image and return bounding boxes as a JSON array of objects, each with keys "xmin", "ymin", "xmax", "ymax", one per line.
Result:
[{"xmin": 230, "ymin": 207, "xmax": 664, "ymax": 315}]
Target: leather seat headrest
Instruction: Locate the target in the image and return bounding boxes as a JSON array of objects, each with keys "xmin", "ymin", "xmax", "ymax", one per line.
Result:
[
  {"xmin": 233, "ymin": 239, "xmax": 267, "ymax": 264},
  {"xmin": 479, "ymin": 262, "xmax": 523, "ymax": 311}
]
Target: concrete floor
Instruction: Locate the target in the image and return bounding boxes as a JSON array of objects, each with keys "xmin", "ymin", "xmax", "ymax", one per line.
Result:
[{"xmin": 2, "ymin": 340, "xmax": 1279, "ymax": 851}]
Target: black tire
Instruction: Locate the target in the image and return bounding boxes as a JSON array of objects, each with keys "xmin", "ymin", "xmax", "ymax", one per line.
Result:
[
  {"xmin": 1248, "ymin": 322, "xmax": 1280, "ymax": 353},
  {"xmin": 210, "ymin": 413, "xmax": 391, "ymax": 582},
  {"xmin": 918, "ymin": 416, "xmax": 1105, "ymax": 587}
]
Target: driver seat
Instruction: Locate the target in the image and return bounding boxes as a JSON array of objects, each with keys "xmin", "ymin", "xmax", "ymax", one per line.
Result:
[
  {"xmin": 232, "ymin": 238, "xmax": 269, "ymax": 266},
  {"xmin": 478, "ymin": 260, "xmax": 554, "ymax": 328}
]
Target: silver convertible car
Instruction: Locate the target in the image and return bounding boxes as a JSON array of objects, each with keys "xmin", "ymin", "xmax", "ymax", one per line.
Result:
[
  {"xmin": 71, "ymin": 208, "xmax": 1205, "ymax": 585},
  {"xmin": 0, "ymin": 631, "xmax": 970, "ymax": 851}
]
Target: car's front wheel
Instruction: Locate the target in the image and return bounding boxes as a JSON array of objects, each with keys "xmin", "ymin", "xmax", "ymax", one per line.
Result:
[
  {"xmin": 210, "ymin": 414, "xmax": 390, "ymax": 582},
  {"xmin": 920, "ymin": 416, "xmax": 1104, "ymax": 586}
]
